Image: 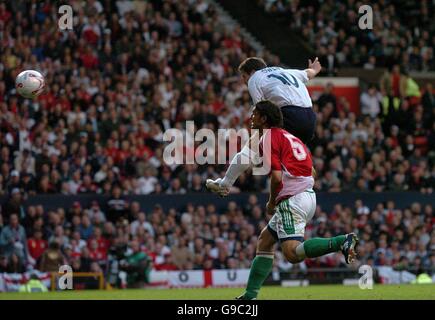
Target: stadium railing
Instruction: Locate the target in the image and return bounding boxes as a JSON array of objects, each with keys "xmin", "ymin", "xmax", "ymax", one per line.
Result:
[
  {"xmin": 50, "ymin": 271, "xmax": 105, "ymax": 291},
  {"xmin": 1, "ymin": 192, "xmax": 434, "ymax": 215}
]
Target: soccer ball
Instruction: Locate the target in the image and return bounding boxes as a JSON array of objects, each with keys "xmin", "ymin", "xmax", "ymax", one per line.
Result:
[{"xmin": 15, "ymin": 70, "xmax": 45, "ymax": 99}]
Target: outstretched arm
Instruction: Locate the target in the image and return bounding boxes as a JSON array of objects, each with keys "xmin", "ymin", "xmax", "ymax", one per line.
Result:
[{"xmin": 305, "ymin": 57, "xmax": 322, "ymax": 80}]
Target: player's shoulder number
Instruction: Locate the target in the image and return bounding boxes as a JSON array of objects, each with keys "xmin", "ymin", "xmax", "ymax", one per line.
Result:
[
  {"xmin": 283, "ymin": 132, "xmax": 307, "ymax": 161},
  {"xmin": 267, "ymin": 72, "xmax": 299, "ymax": 88}
]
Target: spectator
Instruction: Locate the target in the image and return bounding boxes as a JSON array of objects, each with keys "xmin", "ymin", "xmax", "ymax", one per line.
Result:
[
  {"xmin": 0, "ymin": 197, "xmax": 433, "ymax": 287},
  {"xmin": 2, "ymin": 188, "xmax": 26, "ymax": 222},
  {"xmin": 27, "ymin": 230, "xmax": 48, "ymax": 262},
  {"xmin": 260, "ymin": 1, "xmax": 435, "ymax": 73},
  {"xmin": 87, "ymin": 201, "xmax": 107, "ymax": 224},
  {"xmin": 317, "ymin": 83, "xmax": 337, "ymax": 109},
  {"xmin": 166, "ymin": 178, "xmax": 187, "ymax": 194},
  {"xmin": 79, "ymin": 216, "xmax": 94, "ymax": 241},
  {"xmin": 106, "ymin": 185, "xmax": 129, "ymax": 223},
  {"xmin": 136, "ymin": 168, "xmax": 158, "ymax": 195},
  {"xmin": 7, "ymin": 171, "xmax": 21, "ymax": 194},
  {"xmin": 0, "ymin": 213, "xmax": 28, "ymax": 265},
  {"xmin": 39, "ymin": 241, "xmax": 65, "ymax": 272},
  {"xmin": 7, "ymin": 253, "xmax": 26, "ymax": 273},
  {"xmin": 119, "ymin": 240, "xmax": 152, "ymax": 288},
  {"xmin": 88, "ymin": 238, "xmax": 107, "ymax": 263},
  {"xmin": 18, "ymin": 272, "xmax": 48, "ymax": 293},
  {"xmin": 20, "ymin": 173, "xmax": 37, "ymax": 196},
  {"xmin": 0, "ymin": 254, "xmax": 8, "ymax": 273},
  {"xmin": 130, "ymin": 212, "xmax": 154, "ymax": 237},
  {"xmin": 0, "ymin": 0, "xmax": 433, "ymax": 290},
  {"xmin": 360, "ymin": 85, "xmax": 382, "ymax": 118},
  {"xmin": 171, "ymin": 237, "xmax": 194, "ymax": 270},
  {"xmin": 154, "ymin": 253, "xmax": 178, "ymax": 271},
  {"xmin": 88, "ymin": 227, "xmax": 110, "ymax": 259},
  {"xmin": 422, "ymin": 83, "xmax": 434, "ymax": 116},
  {"xmin": 14, "ymin": 149, "xmax": 36, "ymax": 177},
  {"xmin": 0, "ymin": 0, "xmax": 432, "ymax": 196}
]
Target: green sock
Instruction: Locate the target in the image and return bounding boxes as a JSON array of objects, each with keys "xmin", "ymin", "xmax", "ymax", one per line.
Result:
[
  {"xmin": 303, "ymin": 235, "xmax": 346, "ymax": 258},
  {"xmin": 245, "ymin": 255, "xmax": 273, "ymax": 299}
]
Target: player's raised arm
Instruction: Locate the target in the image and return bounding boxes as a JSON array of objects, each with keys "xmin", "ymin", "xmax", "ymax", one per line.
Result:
[{"xmin": 305, "ymin": 57, "xmax": 322, "ymax": 80}]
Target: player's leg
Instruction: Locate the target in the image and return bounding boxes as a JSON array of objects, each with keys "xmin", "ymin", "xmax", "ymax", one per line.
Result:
[
  {"xmin": 272, "ymin": 193, "xmax": 310, "ymax": 264},
  {"xmin": 280, "ymin": 235, "xmax": 357, "ymax": 263},
  {"xmin": 295, "ymin": 233, "xmax": 359, "ymax": 264},
  {"xmin": 281, "ymin": 239, "xmax": 304, "ymax": 263},
  {"xmin": 236, "ymin": 223, "xmax": 277, "ymax": 300},
  {"xmin": 206, "ymin": 131, "xmax": 260, "ymax": 196},
  {"xmin": 280, "ymin": 191, "xmax": 358, "ymax": 264}
]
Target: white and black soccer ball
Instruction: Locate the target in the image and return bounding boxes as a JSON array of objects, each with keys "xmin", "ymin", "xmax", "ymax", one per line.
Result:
[{"xmin": 15, "ymin": 70, "xmax": 45, "ymax": 99}]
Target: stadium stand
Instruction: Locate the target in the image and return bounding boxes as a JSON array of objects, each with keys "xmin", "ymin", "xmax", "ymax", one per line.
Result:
[
  {"xmin": 0, "ymin": 1, "xmax": 433, "ymax": 197},
  {"xmin": 0, "ymin": 197, "xmax": 433, "ymax": 287},
  {"xmin": 258, "ymin": 0, "xmax": 435, "ymax": 72},
  {"xmin": 0, "ymin": 0, "xmax": 434, "ymax": 288}
]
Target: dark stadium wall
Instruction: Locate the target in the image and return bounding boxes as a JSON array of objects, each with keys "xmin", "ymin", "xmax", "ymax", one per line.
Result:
[
  {"xmin": 1, "ymin": 192, "xmax": 434, "ymax": 214},
  {"xmin": 216, "ymin": 0, "xmax": 313, "ymax": 68}
]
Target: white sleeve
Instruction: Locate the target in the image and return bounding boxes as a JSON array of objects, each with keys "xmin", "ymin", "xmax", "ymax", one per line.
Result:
[
  {"xmin": 247, "ymin": 76, "xmax": 264, "ymax": 104},
  {"xmin": 286, "ymin": 69, "xmax": 309, "ymax": 84}
]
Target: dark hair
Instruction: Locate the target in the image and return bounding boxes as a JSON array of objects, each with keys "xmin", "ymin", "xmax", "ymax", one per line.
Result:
[
  {"xmin": 49, "ymin": 241, "xmax": 60, "ymax": 250},
  {"xmin": 254, "ymin": 101, "xmax": 283, "ymax": 128},
  {"xmin": 30, "ymin": 272, "xmax": 39, "ymax": 280},
  {"xmin": 238, "ymin": 57, "xmax": 267, "ymax": 74}
]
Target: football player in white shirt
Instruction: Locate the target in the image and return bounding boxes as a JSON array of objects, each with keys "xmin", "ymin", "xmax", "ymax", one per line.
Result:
[{"xmin": 207, "ymin": 57, "xmax": 321, "ymax": 196}]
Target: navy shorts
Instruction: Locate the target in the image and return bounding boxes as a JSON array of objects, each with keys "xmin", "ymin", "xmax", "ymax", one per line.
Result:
[{"xmin": 281, "ymin": 105, "xmax": 316, "ymax": 145}]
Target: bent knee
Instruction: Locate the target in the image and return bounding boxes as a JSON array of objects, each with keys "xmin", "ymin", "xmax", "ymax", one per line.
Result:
[
  {"xmin": 287, "ymin": 256, "xmax": 303, "ymax": 264},
  {"xmin": 283, "ymin": 250, "xmax": 303, "ymax": 264}
]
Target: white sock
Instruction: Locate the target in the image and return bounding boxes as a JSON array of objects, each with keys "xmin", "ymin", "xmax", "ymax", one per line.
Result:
[
  {"xmin": 221, "ymin": 145, "xmax": 255, "ymax": 187},
  {"xmin": 256, "ymin": 251, "xmax": 274, "ymax": 259},
  {"xmin": 295, "ymin": 243, "xmax": 306, "ymax": 260}
]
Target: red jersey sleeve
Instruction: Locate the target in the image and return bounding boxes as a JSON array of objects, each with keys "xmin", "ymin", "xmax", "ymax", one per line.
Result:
[
  {"xmin": 270, "ymin": 130, "xmax": 282, "ymax": 171},
  {"xmin": 261, "ymin": 129, "xmax": 282, "ymax": 173}
]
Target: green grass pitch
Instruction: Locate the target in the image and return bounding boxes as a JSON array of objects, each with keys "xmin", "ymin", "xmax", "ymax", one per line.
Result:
[{"xmin": 1, "ymin": 284, "xmax": 434, "ymax": 300}]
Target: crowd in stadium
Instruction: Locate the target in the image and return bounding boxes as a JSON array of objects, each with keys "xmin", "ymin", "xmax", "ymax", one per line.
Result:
[
  {"xmin": 1, "ymin": 195, "xmax": 434, "ymax": 286},
  {"xmin": 259, "ymin": 0, "xmax": 435, "ymax": 73},
  {"xmin": 0, "ymin": 0, "xmax": 434, "ymax": 284},
  {"xmin": 0, "ymin": 1, "xmax": 434, "ymax": 197}
]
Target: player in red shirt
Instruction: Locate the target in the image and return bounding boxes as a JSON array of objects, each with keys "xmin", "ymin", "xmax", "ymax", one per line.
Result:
[{"xmin": 236, "ymin": 101, "xmax": 358, "ymax": 300}]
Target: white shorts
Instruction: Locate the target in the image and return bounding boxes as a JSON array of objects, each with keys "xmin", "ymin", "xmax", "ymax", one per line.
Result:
[{"xmin": 267, "ymin": 190, "xmax": 316, "ymax": 242}]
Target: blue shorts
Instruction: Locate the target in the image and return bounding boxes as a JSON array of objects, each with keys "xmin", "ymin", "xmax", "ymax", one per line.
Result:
[{"xmin": 281, "ymin": 105, "xmax": 316, "ymax": 144}]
